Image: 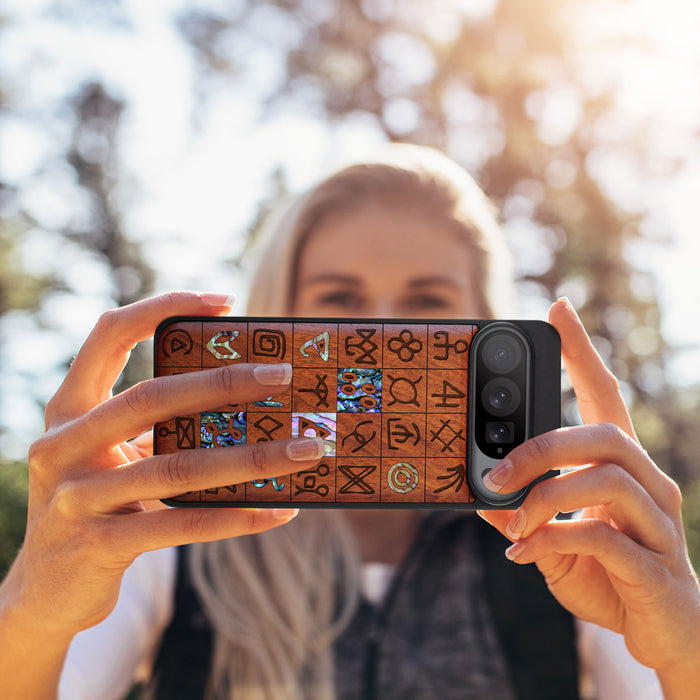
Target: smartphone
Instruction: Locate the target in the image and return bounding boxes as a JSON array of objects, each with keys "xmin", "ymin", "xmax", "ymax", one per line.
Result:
[{"xmin": 154, "ymin": 317, "xmax": 560, "ymax": 509}]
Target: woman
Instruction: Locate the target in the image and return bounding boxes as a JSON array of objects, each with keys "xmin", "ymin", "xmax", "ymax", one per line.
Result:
[{"xmin": 0, "ymin": 145, "xmax": 697, "ymax": 699}]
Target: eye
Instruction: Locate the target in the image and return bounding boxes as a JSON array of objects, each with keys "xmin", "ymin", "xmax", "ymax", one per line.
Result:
[
  {"xmin": 402, "ymin": 294, "xmax": 452, "ymax": 312},
  {"xmin": 315, "ymin": 289, "xmax": 365, "ymax": 310}
]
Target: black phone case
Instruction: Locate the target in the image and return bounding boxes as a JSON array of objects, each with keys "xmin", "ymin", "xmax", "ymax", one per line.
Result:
[{"xmin": 154, "ymin": 317, "xmax": 560, "ymax": 509}]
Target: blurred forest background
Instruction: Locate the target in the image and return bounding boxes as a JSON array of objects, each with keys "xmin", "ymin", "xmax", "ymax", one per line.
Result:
[{"xmin": 1, "ymin": 0, "xmax": 700, "ymax": 575}]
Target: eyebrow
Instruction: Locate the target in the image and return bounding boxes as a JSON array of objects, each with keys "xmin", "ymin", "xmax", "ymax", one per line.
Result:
[
  {"xmin": 301, "ymin": 274, "xmax": 461, "ymax": 290},
  {"xmin": 407, "ymin": 277, "xmax": 461, "ymax": 290},
  {"xmin": 302, "ymin": 273, "xmax": 361, "ymax": 286}
]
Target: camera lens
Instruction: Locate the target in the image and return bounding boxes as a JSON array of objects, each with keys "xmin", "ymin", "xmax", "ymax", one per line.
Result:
[
  {"xmin": 482, "ymin": 334, "xmax": 523, "ymax": 374},
  {"xmin": 481, "ymin": 378, "xmax": 521, "ymax": 417},
  {"xmin": 489, "ymin": 387, "xmax": 510, "ymax": 411},
  {"xmin": 486, "ymin": 421, "xmax": 514, "ymax": 444}
]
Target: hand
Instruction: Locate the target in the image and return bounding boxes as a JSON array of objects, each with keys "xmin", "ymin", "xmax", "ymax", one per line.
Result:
[
  {"xmin": 3, "ymin": 292, "xmax": 323, "ymax": 640},
  {"xmin": 478, "ymin": 298, "xmax": 700, "ymax": 691}
]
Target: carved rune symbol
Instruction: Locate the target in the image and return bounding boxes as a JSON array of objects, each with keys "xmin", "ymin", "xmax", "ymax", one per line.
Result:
[
  {"xmin": 206, "ymin": 330, "xmax": 242, "ymax": 360},
  {"xmin": 158, "ymin": 417, "xmax": 195, "ymax": 449},
  {"xmin": 300, "ymin": 332, "xmax": 330, "ymax": 362},
  {"xmin": 386, "ymin": 417, "xmax": 421, "ymax": 451},
  {"xmin": 431, "ymin": 379, "xmax": 466, "ymax": 408},
  {"xmin": 204, "ymin": 485, "xmax": 238, "ymax": 495},
  {"xmin": 387, "ymin": 329, "xmax": 423, "ymax": 363},
  {"xmin": 161, "ymin": 329, "xmax": 193, "ymax": 358},
  {"xmin": 298, "ymin": 416, "xmax": 332, "ymax": 441},
  {"xmin": 341, "ymin": 420, "xmax": 377, "ymax": 453},
  {"xmin": 338, "ymin": 369, "xmax": 381, "ymax": 412},
  {"xmin": 387, "ymin": 462, "xmax": 419, "ymax": 494},
  {"xmin": 432, "ymin": 331, "xmax": 469, "ymax": 361},
  {"xmin": 252, "ymin": 478, "xmax": 285, "ymax": 491},
  {"xmin": 254, "ymin": 397, "xmax": 285, "ymax": 408},
  {"xmin": 430, "ymin": 419, "xmax": 466, "ymax": 453},
  {"xmin": 201, "ymin": 412, "xmax": 245, "ymax": 448},
  {"xmin": 434, "ymin": 462, "xmax": 467, "ymax": 494},
  {"xmin": 387, "ymin": 374, "xmax": 422, "ymax": 407},
  {"xmin": 338, "ymin": 465, "xmax": 376, "ymax": 494},
  {"xmin": 253, "ymin": 415, "xmax": 283, "ymax": 442},
  {"xmin": 295, "ymin": 462, "xmax": 330, "ymax": 497},
  {"xmin": 298, "ymin": 374, "xmax": 330, "ymax": 408},
  {"xmin": 344, "ymin": 329, "xmax": 378, "ymax": 364},
  {"xmin": 252, "ymin": 329, "xmax": 286, "ymax": 359}
]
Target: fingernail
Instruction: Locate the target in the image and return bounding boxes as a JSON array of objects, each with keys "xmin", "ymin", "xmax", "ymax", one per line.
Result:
[
  {"xmin": 483, "ymin": 460, "xmax": 512, "ymax": 493},
  {"xmin": 505, "ymin": 541, "xmax": 527, "ymax": 561},
  {"xmin": 286, "ymin": 437, "xmax": 325, "ymax": 461},
  {"xmin": 199, "ymin": 293, "xmax": 236, "ymax": 309},
  {"xmin": 273, "ymin": 508, "xmax": 299, "ymax": 521},
  {"xmin": 557, "ymin": 296, "xmax": 578, "ymax": 319},
  {"xmin": 254, "ymin": 363, "xmax": 292, "ymax": 386},
  {"xmin": 506, "ymin": 509, "xmax": 527, "ymax": 540}
]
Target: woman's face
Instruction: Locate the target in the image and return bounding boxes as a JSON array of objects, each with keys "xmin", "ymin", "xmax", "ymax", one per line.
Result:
[{"xmin": 293, "ymin": 202, "xmax": 484, "ymax": 319}]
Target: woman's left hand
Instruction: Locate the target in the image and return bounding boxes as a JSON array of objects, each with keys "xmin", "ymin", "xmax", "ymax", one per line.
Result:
[{"xmin": 478, "ymin": 298, "xmax": 700, "ymax": 695}]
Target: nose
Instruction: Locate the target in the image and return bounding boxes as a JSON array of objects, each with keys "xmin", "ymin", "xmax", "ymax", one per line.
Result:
[{"xmin": 363, "ymin": 299, "xmax": 396, "ymax": 318}]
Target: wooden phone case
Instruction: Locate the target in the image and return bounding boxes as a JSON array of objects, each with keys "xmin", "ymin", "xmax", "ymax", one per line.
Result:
[{"xmin": 154, "ymin": 317, "xmax": 560, "ymax": 509}]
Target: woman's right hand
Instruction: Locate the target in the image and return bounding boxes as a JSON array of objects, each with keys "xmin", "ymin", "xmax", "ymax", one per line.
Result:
[{"xmin": 1, "ymin": 292, "xmax": 323, "ymax": 641}]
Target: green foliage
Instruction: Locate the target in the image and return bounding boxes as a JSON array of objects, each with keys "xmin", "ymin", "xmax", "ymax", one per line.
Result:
[
  {"xmin": 0, "ymin": 460, "xmax": 28, "ymax": 577},
  {"xmin": 0, "ymin": 226, "xmax": 54, "ymax": 316},
  {"xmin": 682, "ymin": 479, "xmax": 700, "ymax": 572}
]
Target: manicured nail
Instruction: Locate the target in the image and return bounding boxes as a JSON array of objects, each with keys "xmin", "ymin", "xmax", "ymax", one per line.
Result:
[
  {"xmin": 483, "ymin": 460, "xmax": 512, "ymax": 493},
  {"xmin": 505, "ymin": 541, "xmax": 527, "ymax": 561},
  {"xmin": 286, "ymin": 437, "xmax": 325, "ymax": 461},
  {"xmin": 254, "ymin": 363, "xmax": 292, "ymax": 386},
  {"xmin": 273, "ymin": 508, "xmax": 299, "ymax": 521},
  {"xmin": 199, "ymin": 293, "xmax": 236, "ymax": 309},
  {"xmin": 506, "ymin": 509, "xmax": 527, "ymax": 540},
  {"xmin": 557, "ymin": 296, "xmax": 578, "ymax": 319}
]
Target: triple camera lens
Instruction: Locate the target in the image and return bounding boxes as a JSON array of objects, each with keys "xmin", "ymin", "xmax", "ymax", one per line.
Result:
[
  {"xmin": 481, "ymin": 377, "xmax": 521, "ymax": 417},
  {"xmin": 482, "ymin": 335, "xmax": 522, "ymax": 374},
  {"xmin": 468, "ymin": 321, "xmax": 554, "ymax": 506},
  {"xmin": 472, "ymin": 326, "xmax": 529, "ymax": 458},
  {"xmin": 485, "ymin": 421, "xmax": 514, "ymax": 444}
]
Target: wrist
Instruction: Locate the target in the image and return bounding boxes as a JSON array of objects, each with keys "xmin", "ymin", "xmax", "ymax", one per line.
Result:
[
  {"xmin": 656, "ymin": 657, "xmax": 700, "ymax": 700},
  {"xmin": 1, "ymin": 594, "xmax": 76, "ymax": 651},
  {"xmin": 0, "ymin": 550, "xmax": 77, "ymax": 648},
  {"xmin": 0, "ymin": 559, "xmax": 74, "ymax": 698}
]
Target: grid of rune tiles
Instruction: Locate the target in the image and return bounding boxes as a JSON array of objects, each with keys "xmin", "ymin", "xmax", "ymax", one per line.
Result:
[{"xmin": 154, "ymin": 320, "xmax": 477, "ymax": 505}]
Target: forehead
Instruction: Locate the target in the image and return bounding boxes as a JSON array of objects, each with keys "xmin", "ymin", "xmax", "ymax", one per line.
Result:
[{"xmin": 298, "ymin": 203, "xmax": 470, "ymax": 281}]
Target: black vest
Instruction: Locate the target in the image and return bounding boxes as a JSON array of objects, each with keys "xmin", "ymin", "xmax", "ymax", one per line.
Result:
[{"xmin": 148, "ymin": 514, "xmax": 579, "ymax": 699}]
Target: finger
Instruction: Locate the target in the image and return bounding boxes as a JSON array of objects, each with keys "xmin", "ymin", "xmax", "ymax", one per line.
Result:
[
  {"xmin": 86, "ymin": 437, "xmax": 325, "ymax": 507},
  {"xmin": 67, "ymin": 362, "xmax": 292, "ymax": 458},
  {"xmin": 504, "ymin": 464, "xmax": 676, "ymax": 554},
  {"xmin": 504, "ymin": 518, "xmax": 662, "ymax": 587},
  {"xmin": 108, "ymin": 506, "xmax": 300, "ymax": 558},
  {"xmin": 126, "ymin": 430, "xmax": 153, "ymax": 459},
  {"xmin": 476, "ymin": 509, "xmax": 516, "ymax": 539},
  {"xmin": 548, "ymin": 298, "xmax": 636, "ymax": 439},
  {"xmin": 483, "ymin": 423, "xmax": 680, "ymax": 514},
  {"xmin": 47, "ymin": 292, "xmax": 235, "ymax": 424}
]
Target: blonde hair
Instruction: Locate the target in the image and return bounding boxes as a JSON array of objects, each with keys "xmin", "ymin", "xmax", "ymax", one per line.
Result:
[
  {"xmin": 246, "ymin": 143, "xmax": 513, "ymax": 318},
  {"xmin": 189, "ymin": 512, "xmax": 359, "ymax": 700},
  {"xmin": 188, "ymin": 145, "xmax": 514, "ymax": 699}
]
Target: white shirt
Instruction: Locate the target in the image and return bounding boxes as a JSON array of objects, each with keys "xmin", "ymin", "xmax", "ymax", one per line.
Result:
[
  {"xmin": 59, "ymin": 548, "xmax": 663, "ymax": 700},
  {"xmin": 59, "ymin": 548, "xmax": 176, "ymax": 700}
]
